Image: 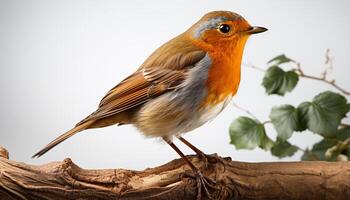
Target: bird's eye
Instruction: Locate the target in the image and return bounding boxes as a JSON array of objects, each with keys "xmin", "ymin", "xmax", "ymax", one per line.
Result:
[{"xmin": 218, "ymin": 24, "xmax": 230, "ymax": 33}]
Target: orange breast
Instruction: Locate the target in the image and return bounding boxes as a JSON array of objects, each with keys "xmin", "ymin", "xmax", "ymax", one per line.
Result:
[{"xmin": 202, "ymin": 36, "xmax": 249, "ymax": 107}]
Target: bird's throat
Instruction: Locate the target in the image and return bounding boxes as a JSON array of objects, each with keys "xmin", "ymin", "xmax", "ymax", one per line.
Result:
[{"xmin": 202, "ymin": 36, "xmax": 249, "ymax": 106}]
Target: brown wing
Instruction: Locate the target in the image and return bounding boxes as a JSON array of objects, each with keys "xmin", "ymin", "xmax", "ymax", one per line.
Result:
[
  {"xmin": 75, "ymin": 67, "xmax": 188, "ymax": 126},
  {"xmin": 76, "ymin": 41, "xmax": 206, "ymax": 126},
  {"xmin": 94, "ymin": 68, "xmax": 186, "ymax": 119}
]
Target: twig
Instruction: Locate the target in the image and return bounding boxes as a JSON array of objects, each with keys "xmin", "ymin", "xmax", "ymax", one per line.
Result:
[
  {"xmin": 262, "ymin": 121, "xmax": 271, "ymax": 125},
  {"xmin": 231, "ymin": 101, "xmax": 260, "ymax": 121},
  {"xmin": 296, "ymin": 146, "xmax": 306, "ymax": 153},
  {"xmin": 292, "ymin": 63, "xmax": 350, "ymax": 96},
  {"xmin": 243, "ymin": 62, "xmax": 266, "ymax": 72},
  {"xmin": 243, "ymin": 58, "xmax": 350, "ymax": 96},
  {"xmin": 305, "ymin": 149, "xmax": 321, "ymax": 161},
  {"xmin": 343, "ymin": 138, "xmax": 350, "ymax": 148},
  {"xmin": 321, "ymin": 49, "xmax": 334, "ymax": 79},
  {"xmin": 325, "ymin": 138, "xmax": 350, "ymax": 160}
]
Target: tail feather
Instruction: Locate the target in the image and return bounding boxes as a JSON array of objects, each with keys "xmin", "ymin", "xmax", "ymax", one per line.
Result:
[{"xmin": 32, "ymin": 120, "xmax": 95, "ymax": 158}]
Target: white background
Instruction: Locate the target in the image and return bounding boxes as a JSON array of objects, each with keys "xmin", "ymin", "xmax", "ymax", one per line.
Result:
[{"xmin": 0, "ymin": 0, "xmax": 349, "ymax": 169}]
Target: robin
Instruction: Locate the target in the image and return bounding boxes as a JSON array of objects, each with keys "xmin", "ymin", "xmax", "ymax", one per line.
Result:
[{"xmin": 33, "ymin": 10, "xmax": 267, "ymax": 199}]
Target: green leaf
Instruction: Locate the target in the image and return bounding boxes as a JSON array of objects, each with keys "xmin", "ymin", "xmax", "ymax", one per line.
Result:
[
  {"xmin": 271, "ymin": 139, "xmax": 298, "ymax": 158},
  {"xmin": 301, "ymin": 149, "xmax": 313, "ymax": 161},
  {"xmin": 298, "ymin": 91, "xmax": 350, "ymax": 137},
  {"xmin": 325, "ymin": 143, "xmax": 343, "ymax": 160},
  {"xmin": 323, "ymin": 127, "xmax": 350, "ymax": 160},
  {"xmin": 336, "ymin": 127, "xmax": 350, "ymax": 141},
  {"xmin": 262, "ymin": 66, "xmax": 299, "ymax": 96},
  {"xmin": 269, "ymin": 105, "xmax": 305, "ymax": 140},
  {"xmin": 301, "ymin": 139, "xmax": 337, "ymax": 161},
  {"xmin": 260, "ymin": 135, "xmax": 274, "ymax": 151},
  {"xmin": 229, "ymin": 117, "xmax": 272, "ymax": 150},
  {"xmin": 268, "ymin": 54, "xmax": 293, "ymax": 65},
  {"xmin": 311, "ymin": 127, "xmax": 350, "ymax": 161}
]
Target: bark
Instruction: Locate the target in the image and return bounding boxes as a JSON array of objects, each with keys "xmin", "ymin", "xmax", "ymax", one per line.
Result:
[{"xmin": 0, "ymin": 146, "xmax": 349, "ymax": 200}]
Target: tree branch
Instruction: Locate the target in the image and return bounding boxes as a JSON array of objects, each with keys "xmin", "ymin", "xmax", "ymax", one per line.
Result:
[
  {"xmin": 292, "ymin": 62, "xmax": 350, "ymax": 96},
  {"xmin": 231, "ymin": 101, "xmax": 260, "ymax": 121},
  {"xmin": 243, "ymin": 52, "xmax": 350, "ymax": 96},
  {"xmin": 0, "ymin": 146, "xmax": 349, "ymax": 200}
]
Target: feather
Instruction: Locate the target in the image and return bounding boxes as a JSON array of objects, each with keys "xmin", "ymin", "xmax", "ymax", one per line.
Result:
[
  {"xmin": 32, "ymin": 120, "xmax": 95, "ymax": 158},
  {"xmin": 76, "ymin": 42, "xmax": 206, "ymax": 126},
  {"xmin": 33, "ymin": 32, "xmax": 207, "ymax": 157}
]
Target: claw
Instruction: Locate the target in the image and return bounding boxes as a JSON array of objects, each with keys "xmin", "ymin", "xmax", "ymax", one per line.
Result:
[
  {"xmin": 197, "ymin": 153, "xmax": 220, "ymax": 170},
  {"xmin": 165, "ymin": 139, "xmax": 218, "ymax": 199},
  {"xmin": 197, "ymin": 152, "xmax": 209, "ymax": 169},
  {"xmin": 182, "ymin": 170, "xmax": 217, "ymax": 200}
]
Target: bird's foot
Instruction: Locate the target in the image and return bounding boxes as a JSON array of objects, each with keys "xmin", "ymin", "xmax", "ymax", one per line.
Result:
[
  {"xmin": 196, "ymin": 152, "xmax": 221, "ymax": 169},
  {"xmin": 182, "ymin": 170, "xmax": 217, "ymax": 200}
]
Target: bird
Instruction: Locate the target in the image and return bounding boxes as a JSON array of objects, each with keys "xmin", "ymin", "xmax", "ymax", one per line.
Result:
[{"xmin": 33, "ymin": 10, "xmax": 267, "ymax": 199}]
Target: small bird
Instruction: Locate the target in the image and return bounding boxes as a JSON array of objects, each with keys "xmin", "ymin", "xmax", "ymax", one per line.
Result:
[{"xmin": 33, "ymin": 11, "xmax": 266, "ymax": 199}]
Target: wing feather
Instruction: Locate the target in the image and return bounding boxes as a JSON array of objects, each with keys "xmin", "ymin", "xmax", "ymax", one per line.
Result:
[
  {"xmin": 99, "ymin": 72, "xmax": 148, "ymax": 107},
  {"xmin": 76, "ymin": 48, "xmax": 206, "ymax": 126},
  {"xmin": 76, "ymin": 67, "xmax": 189, "ymax": 125}
]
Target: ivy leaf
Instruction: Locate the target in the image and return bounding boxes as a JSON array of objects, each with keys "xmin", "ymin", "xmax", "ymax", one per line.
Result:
[
  {"xmin": 268, "ymin": 54, "xmax": 293, "ymax": 65},
  {"xmin": 271, "ymin": 139, "xmax": 298, "ymax": 158},
  {"xmin": 262, "ymin": 66, "xmax": 299, "ymax": 96},
  {"xmin": 298, "ymin": 91, "xmax": 350, "ymax": 137},
  {"xmin": 260, "ymin": 135, "xmax": 274, "ymax": 151},
  {"xmin": 325, "ymin": 143, "xmax": 344, "ymax": 160},
  {"xmin": 336, "ymin": 127, "xmax": 350, "ymax": 141},
  {"xmin": 269, "ymin": 105, "xmax": 305, "ymax": 140},
  {"xmin": 302, "ymin": 127, "xmax": 350, "ymax": 161},
  {"xmin": 229, "ymin": 117, "xmax": 272, "ymax": 150},
  {"xmin": 325, "ymin": 127, "xmax": 350, "ymax": 160},
  {"xmin": 301, "ymin": 139, "xmax": 337, "ymax": 161}
]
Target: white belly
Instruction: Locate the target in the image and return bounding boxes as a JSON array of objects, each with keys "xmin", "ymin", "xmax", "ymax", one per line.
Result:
[
  {"xmin": 181, "ymin": 95, "xmax": 233, "ymax": 135},
  {"xmin": 135, "ymin": 94, "xmax": 232, "ymax": 139}
]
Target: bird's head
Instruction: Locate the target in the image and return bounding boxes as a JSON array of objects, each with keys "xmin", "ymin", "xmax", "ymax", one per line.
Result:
[{"xmin": 189, "ymin": 11, "xmax": 267, "ymax": 50}]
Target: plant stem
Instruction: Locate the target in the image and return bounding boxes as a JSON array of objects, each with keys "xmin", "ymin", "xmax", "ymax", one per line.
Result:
[
  {"xmin": 292, "ymin": 62, "xmax": 350, "ymax": 96},
  {"xmin": 243, "ymin": 62, "xmax": 350, "ymax": 96},
  {"xmin": 262, "ymin": 121, "xmax": 271, "ymax": 125},
  {"xmin": 341, "ymin": 138, "xmax": 350, "ymax": 149},
  {"xmin": 243, "ymin": 62, "xmax": 266, "ymax": 72},
  {"xmin": 296, "ymin": 146, "xmax": 306, "ymax": 152},
  {"xmin": 231, "ymin": 101, "xmax": 260, "ymax": 121},
  {"xmin": 307, "ymin": 150, "xmax": 321, "ymax": 161}
]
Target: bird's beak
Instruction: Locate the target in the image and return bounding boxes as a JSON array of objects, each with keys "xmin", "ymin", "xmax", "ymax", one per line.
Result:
[{"xmin": 245, "ymin": 26, "xmax": 268, "ymax": 34}]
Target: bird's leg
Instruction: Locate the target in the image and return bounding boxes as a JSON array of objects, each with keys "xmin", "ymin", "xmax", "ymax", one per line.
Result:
[
  {"xmin": 163, "ymin": 137, "xmax": 216, "ymax": 200},
  {"xmin": 178, "ymin": 136, "xmax": 207, "ymax": 159},
  {"xmin": 178, "ymin": 136, "xmax": 219, "ymax": 169}
]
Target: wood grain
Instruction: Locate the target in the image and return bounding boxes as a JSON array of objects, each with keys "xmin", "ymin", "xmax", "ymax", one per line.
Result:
[{"xmin": 0, "ymin": 146, "xmax": 349, "ymax": 200}]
